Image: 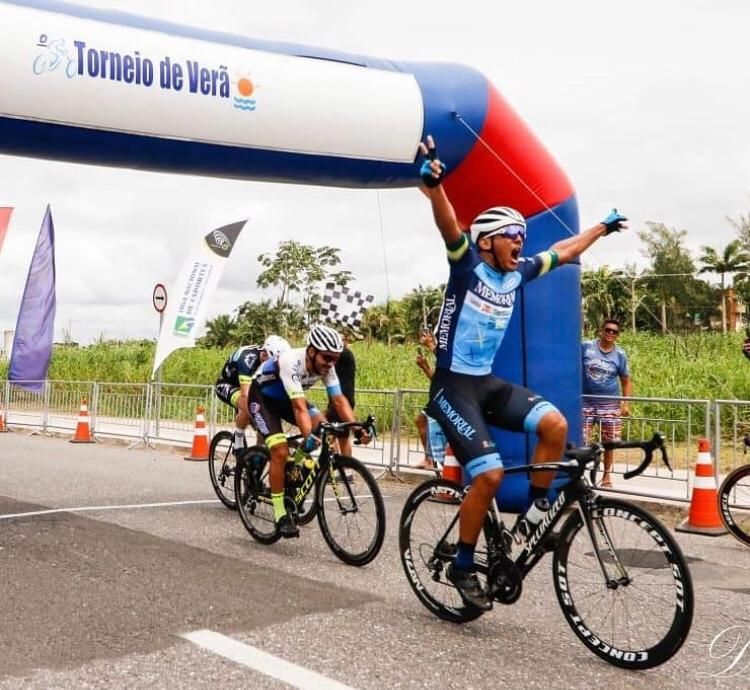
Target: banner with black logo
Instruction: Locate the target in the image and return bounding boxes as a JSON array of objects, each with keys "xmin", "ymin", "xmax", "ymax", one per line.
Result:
[{"xmin": 152, "ymin": 221, "xmax": 246, "ymax": 377}]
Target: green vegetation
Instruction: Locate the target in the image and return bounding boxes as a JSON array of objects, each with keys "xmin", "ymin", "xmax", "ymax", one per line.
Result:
[{"xmin": 1, "ymin": 331, "xmax": 748, "ymax": 400}]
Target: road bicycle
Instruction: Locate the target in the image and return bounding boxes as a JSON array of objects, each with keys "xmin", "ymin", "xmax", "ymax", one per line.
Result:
[
  {"xmin": 718, "ymin": 435, "xmax": 750, "ymax": 546},
  {"xmin": 235, "ymin": 415, "xmax": 386, "ymax": 566},
  {"xmin": 399, "ymin": 434, "xmax": 694, "ymax": 670},
  {"xmin": 208, "ymin": 430, "xmax": 239, "ymax": 510},
  {"xmin": 209, "ymin": 430, "xmax": 319, "ymax": 520}
]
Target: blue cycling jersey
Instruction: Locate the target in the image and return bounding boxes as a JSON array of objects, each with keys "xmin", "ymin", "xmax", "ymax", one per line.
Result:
[{"xmin": 434, "ymin": 235, "xmax": 558, "ymax": 375}]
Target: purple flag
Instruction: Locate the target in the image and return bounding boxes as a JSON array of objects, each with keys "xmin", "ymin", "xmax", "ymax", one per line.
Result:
[{"xmin": 9, "ymin": 206, "xmax": 57, "ymax": 392}]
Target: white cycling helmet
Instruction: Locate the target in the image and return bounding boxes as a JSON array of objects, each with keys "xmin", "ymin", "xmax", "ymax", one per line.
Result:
[
  {"xmin": 470, "ymin": 206, "xmax": 526, "ymax": 244},
  {"xmin": 307, "ymin": 324, "xmax": 344, "ymax": 353},
  {"xmin": 261, "ymin": 334, "xmax": 291, "ymax": 358}
]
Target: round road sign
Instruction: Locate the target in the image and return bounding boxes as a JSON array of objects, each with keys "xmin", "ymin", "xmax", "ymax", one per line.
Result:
[{"xmin": 152, "ymin": 283, "xmax": 168, "ymax": 313}]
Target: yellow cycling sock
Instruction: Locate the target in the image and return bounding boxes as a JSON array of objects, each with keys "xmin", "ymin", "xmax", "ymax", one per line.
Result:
[{"xmin": 272, "ymin": 491, "xmax": 286, "ymax": 521}]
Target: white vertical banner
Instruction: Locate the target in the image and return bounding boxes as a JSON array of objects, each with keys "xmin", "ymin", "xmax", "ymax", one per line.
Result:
[{"xmin": 151, "ymin": 220, "xmax": 246, "ymax": 377}]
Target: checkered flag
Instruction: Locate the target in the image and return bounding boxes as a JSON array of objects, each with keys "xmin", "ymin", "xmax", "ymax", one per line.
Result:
[{"xmin": 320, "ymin": 282, "xmax": 374, "ymax": 333}]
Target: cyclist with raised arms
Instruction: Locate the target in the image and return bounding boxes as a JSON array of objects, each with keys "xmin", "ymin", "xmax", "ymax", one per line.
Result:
[
  {"xmin": 419, "ymin": 135, "xmax": 627, "ymax": 610},
  {"xmin": 215, "ymin": 335, "xmax": 291, "ymax": 455},
  {"xmin": 248, "ymin": 324, "xmax": 370, "ymax": 538}
]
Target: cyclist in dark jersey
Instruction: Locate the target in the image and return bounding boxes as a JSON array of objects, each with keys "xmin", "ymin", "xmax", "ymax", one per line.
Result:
[
  {"xmin": 325, "ymin": 335, "xmax": 357, "ymax": 456},
  {"xmin": 419, "ymin": 135, "xmax": 627, "ymax": 610},
  {"xmin": 214, "ymin": 335, "xmax": 290, "ymax": 455}
]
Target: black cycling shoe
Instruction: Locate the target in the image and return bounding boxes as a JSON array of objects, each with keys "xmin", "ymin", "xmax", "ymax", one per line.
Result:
[
  {"xmin": 446, "ymin": 563, "xmax": 493, "ymax": 611},
  {"xmin": 276, "ymin": 514, "xmax": 300, "ymax": 539}
]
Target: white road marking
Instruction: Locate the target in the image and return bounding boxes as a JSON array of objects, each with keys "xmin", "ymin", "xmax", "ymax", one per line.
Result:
[
  {"xmin": 0, "ymin": 494, "xmax": 393, "ymax": 521},
  {"xmin": 0, "ymin": 499, "xmax": 217, "ymax": 520},
  {"xmin": 182, "ymin": 629, "xmax": 356, "ymax": 690}
]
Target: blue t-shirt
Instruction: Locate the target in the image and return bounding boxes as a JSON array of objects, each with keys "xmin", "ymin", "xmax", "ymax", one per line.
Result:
[
  {"xmin": 434, "ymin": 234, "xmax": 558, "ymax": 375},
  {"xmin": 581, "ymin": 340, "xmax": 630, "ymax": 396}
]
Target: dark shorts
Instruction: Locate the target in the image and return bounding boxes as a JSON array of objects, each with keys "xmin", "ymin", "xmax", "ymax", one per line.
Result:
[
  {"xmin": 425, "ymin": 368, "xmax": 558, "ymax": 478},
  {"xmin": 248, "ymin": 384, "xmax": 320, "ymax": 448},
  {"xmin": 215, "ymin": 378, "xmax": 240, "ymax": 408}
]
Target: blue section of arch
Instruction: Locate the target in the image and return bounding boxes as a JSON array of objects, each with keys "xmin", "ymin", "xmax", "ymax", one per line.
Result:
[
  {"xmin": 2, "ymin": 0, "xmax": 489, "ymax": 186},
  {"xmin": 492, "ymin": 195, "xmax": 581, "ymax": 513}
]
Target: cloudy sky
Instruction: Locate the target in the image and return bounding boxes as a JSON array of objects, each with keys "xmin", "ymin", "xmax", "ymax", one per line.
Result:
[{"xmin": 1, "ymin": 0, "xmax": 749, "ymax": 344}]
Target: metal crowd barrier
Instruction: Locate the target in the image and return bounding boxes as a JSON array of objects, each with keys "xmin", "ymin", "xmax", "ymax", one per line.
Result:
[
  {"xmin": 3, "ymin": 380, "xmax": 96, "ymax": 435},
  {"xmin": 390, "ymin": 388, "xmax": 432, "ymax": 477},
  {"xmin": 714, "ymin": 400, "xmax": 750, "ymax": 475},
  {"xmin": 582, "ymin": 394, "xmax": 712, "ymax": 502},
  {"xmin": 306, "ymin": 387, "xmax": 396, "ymax": 472},
  {"xmin": 4, "ymin": 379, "xmax": 748, "ymax": 500}
]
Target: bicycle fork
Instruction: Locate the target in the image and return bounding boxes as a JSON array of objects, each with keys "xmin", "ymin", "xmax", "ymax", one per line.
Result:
[
  {"xmin": 578, "ymin": 499, "xmax": 631, "ymax": 588},
  {"xmin": 326, "ymin": 466, "xmax": 359, "ymax": 514}
]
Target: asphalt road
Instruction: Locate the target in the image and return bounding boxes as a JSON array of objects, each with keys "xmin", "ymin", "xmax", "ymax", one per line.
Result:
[{"xmin": 1, "ymin": 432, "xmax": 749, "ymax": 689}]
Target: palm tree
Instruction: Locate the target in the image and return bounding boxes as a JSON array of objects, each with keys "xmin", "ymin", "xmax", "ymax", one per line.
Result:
[
  {"xmin": 202, "ymin": 314, "xmax": 236, "ymax": 348},
  {"xmin": 581, "ymin": 267, "xmax": 629, "ymax": 332},
  {"xmin": 698, "ymin": 240, "xmax": 750, "ymax": 332}
]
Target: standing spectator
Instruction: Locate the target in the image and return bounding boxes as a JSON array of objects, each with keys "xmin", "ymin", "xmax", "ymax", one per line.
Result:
[
  {"xmin": 414, "ymin": 329, "xmax": 446, "ymax": 470},
  {"xmin": 326, "ymin": 331, "xmax": 357, "ymax": 457},
  {"xmin": 582, "ymin": 318, "xmax": 633, "ymax": 487}
]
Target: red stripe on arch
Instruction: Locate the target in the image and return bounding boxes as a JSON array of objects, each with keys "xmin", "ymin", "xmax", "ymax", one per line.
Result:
[{"xmin": 443, "ymin": 85, "xmax": 574, "ymax": 229}]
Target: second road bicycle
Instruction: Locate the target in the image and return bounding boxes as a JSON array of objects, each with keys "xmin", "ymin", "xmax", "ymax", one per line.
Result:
[{"xmin": 235, "ymin": 415, "xmax": 386, "ymax": 566}]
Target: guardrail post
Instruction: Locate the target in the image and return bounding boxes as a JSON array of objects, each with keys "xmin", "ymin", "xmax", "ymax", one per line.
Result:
[
  {"xmin": 208, "ymin": 387, "xmax": 217, "ymax": 440},
  {"xmin": 42, "ymin": 379, "xmax": 50, "ymax": 433},
  {"xmin": 143, "ymin": 382, "xmax": 153, "ymax": 444},
  {"xmin": 90, "ymin": 381, "xmax": 99, "ymax": 433},
  {"xmin": 154, "ymin": 380, "xmax": 162, "ymax": 439},
  {"xmin": 713, "ymin": 400, "xmax": 721, "ymax": 481},
  {"xmin": 390, "ymin": 389, "xmax": 402, "ymax": 474}
]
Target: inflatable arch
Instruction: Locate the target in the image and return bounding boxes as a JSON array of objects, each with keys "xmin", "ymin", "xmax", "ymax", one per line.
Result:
[{"xmin": 0, "ymin": 0, "xmax": 582, "ymax": 507}]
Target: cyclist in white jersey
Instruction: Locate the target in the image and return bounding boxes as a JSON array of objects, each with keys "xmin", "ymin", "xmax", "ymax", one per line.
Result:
[
  {"xmin": 248, "ymin": 324, "xmax": 370, "ymax": 538},
  {"xmin": 419, "ymin": 135, "xmax": 627, "ymax": 609}
]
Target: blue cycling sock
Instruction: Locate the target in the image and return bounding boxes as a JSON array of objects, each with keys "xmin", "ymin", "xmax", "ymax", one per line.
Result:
[{"xmin": 454, "ymin": 541, "xmax": 476, "ymax": 571}]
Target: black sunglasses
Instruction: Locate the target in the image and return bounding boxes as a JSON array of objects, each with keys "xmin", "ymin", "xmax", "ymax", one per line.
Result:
[
  {"xmin": 603, "ymin": 327, "xmax": 620, "ymax": 335},
  {"xmin": 316, "ymin": 352, "xmax": 339, "ymax": 364}
]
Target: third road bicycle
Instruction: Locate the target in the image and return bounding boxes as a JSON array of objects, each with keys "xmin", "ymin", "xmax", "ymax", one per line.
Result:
[{"xmin": 718, "ymin": 435, "xmax": 750, "ymax": 546}]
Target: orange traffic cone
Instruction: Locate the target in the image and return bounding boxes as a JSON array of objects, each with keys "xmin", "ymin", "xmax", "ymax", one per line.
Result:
[
  {"xmin": 441, "ymin": 444, "xmax": 463, "ymax": 484},
  {"xmin": 0, "ymin": 409, "xmax": 8, "ymax": 433},
  {"xmin": 70, "ymin": 399, "xmax": 95, "ymax": 443},
  {"xmin": 184, "ymin": 405, "xmax": 209, "ymax": 461},
  {"xmin": 676, "ymin": 438, "xmax": 727, "ymax": 536}
]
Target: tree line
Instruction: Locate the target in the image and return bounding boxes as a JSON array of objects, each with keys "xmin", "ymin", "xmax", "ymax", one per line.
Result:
[
  {"xmin": 202, "ymin": 216, "xmax": 750, "ymax": 348},
  {"xmin": 583, "ymin": 215, "xmax": 750, "ymax": 334}
]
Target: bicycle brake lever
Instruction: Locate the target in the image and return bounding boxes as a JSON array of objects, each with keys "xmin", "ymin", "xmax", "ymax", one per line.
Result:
[
  {"xmin": 354, "ymin": 417, "xmax": 377, "ymax": 445},
  {"xmin": 622, "ymin": 432, "xmax": 667, "ymax": 479}
]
